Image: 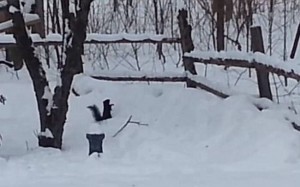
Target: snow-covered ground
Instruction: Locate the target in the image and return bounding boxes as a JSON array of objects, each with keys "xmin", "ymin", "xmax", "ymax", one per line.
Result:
[{"xmin": 1, "ymin": 69, "xmax": 300, "ymax": 186}]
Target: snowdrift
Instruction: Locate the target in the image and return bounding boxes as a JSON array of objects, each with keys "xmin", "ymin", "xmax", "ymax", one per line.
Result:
[
  {"xmin": 69, "ymin": 75, "xmax": 300, "ymax": 167},
  {"xmin": 1, "ymin": 74, "xmax": 300, "ymax": 186}
]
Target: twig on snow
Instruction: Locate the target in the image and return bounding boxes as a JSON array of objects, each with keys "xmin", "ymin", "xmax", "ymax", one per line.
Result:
[{"xmin": 112, "ymin": 115, "xmax": 148, "ymax": 138}]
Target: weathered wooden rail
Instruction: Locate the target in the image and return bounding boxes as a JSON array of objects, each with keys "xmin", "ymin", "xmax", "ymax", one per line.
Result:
[
  {"xmin": 0, "ymin": 34, "xmax": 181, "ymax": 48},
  {"xmin": 180, "ymin": 26, "xmax": 300, "ymax": 101},
  {"xmin": 183, "ymin": 52, "xmax": 300, "ymax": 81},
  {"xmin": 183, "ymin": 54, "xmax": 300, "ymax": 81},
  {"xmin": 90, "ymin": 72, "xmax": 231, "ymax": 99},
  {"xmin": 182, "ymin": 49, "xmax": 300, "ymax": 101},
  {"xmin": 91, "ymin": 74, "xmax": 186, "ymax": 83}
]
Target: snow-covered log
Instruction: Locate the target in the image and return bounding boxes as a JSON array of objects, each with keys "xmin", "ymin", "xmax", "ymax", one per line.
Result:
[{"xmin": 184, "ymin": 51, "xmax": 300, "ymax": 81}]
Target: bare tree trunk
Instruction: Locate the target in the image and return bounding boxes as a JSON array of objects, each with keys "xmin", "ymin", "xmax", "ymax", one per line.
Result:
[
  {"xmin": 158, "ymin": 1, "xmax": 165, "ymax": 62},
  {"xmin": 216, "ymin": 0, "xmax": 225, "ymax": 51},
  {"xmin": 32, "ymin": 0, "xmax": 45, "ymax": 38},
  {"xmin": 153, "ymin": 0, "xmax": 164, "ymax": 61},
  {"xmin": 12, "ymin": 9, "xmax": 63, "ymax": 148},
  {"xmin": 6, "ymin": 0, "xmax": 23, "ymax": 70},
  {"xmin": 283, "ymin": 0, "xmax": 287, "ymax": 61},
  {"xmin": 113, "ymin": 0, "xmax": 118, "ymax": 12},
  {"xmin": 53, "ymin": 0, "xmax": 62, "ymax": 68},
  {"xmin": 268, "ymin": 0, "xmax": 274, "ymax": 56},
  {"xmin": 246, "ymin": 0, "xmax": 253, "ymax": 52},
  {"xmin": 11, "ymin": 0, "xmax": 94, "ymax": 149},
  {"xmin": 40, "ymin": 0, "xmax": 94, "ymax": 148},
  {"xmin": 153, "ymin": 0, "xmax": 159, "ymax": 35},
  {"xmin": 10, "ymin": 1, "xmax": 51, "ymax": 143},
  {"xmin": 178, "ymin": 9, "xmax": 196, "ymax": 88}
]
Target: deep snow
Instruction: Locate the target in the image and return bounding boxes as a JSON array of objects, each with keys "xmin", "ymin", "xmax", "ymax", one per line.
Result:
[{"xmin": 1, "ymin": 71, "xmax": 300, "ymax": 186}]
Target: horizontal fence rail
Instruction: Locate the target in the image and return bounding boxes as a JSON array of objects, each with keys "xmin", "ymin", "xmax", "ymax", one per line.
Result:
[
  {"xmin": 89, "ymin": 71, "xmax": 232, "ymax": 99},
  {"xmin": 183, "ymin": 51, "xmax": 300, "ymax": 82},
  {"xmin": 0, "ymin": 33, "xmax": 181, "ymax": 47}
]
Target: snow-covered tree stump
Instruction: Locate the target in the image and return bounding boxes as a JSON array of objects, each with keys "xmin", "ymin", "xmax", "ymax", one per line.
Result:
[
  {"xmin": 86, "ymin": 122, "xmax": 105, "ymax": 156},
  {"xmin": 86, "ymin": 133, "xmax": 105, "ymax": 156}
]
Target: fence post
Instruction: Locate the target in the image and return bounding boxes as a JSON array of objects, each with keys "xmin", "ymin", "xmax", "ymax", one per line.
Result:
[
  {"xmin": 290, "ymin": 23, "xmax": 300, "ymax": 59},
  {"xmin": 177, "ymin": 9, "xmax": 197, "ymax": 88},
  {"xmin": 250, "ymin": 26, "xmax": 273, "ymax": 100}
]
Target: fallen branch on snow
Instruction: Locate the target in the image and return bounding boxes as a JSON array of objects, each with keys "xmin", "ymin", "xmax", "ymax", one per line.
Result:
[
  {"xmin": 113, "ymin": 115, "xmax": 148, "ymax": 138},
  {"xmin": 89, "ymin": 72, "xmax": 231, "ymax": 99}
]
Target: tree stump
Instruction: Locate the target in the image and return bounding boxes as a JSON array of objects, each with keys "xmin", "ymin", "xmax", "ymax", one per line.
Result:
[{"xmin": 86, "ymin": 133, "xmax": 105, "ymax": 156}]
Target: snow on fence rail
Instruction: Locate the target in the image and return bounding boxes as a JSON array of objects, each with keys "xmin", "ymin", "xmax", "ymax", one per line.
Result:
[
  {"xmin": 90, "ymin": 71, "xmax": 232, "ymax": 98},
  {"xmin": 0, "ymin": 13, "xmax": 40, "ymax": 33},
  {"xmin": 90, "ymin": 71, "xmax": 187, "ymax": 82},
  {"xmin": 183, "ymin": 50, "xmax": 300, "ymax": 81},
  {"xmin": 0, "ymin": 33, "xmax": 181, "ymax": 47}
]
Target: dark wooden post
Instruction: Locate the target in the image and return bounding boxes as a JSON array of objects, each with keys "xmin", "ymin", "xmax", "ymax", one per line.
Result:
[
  {"xmin": 290, "ymin": 23, "xmax": 300, "ymax": 59},
  {"xmin": 251, "ymin": 26, "xmax": 273, "ymax": 100},
  {"xmin": 177, "ymin": 9, "xmax": 197, "ymax": 87}
]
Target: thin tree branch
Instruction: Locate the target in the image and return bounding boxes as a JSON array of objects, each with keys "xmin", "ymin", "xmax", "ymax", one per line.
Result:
[
  {"xmin": 112, "ymin": 115, "xmax": 149, "ymax": 138},
  {"xmin": 0, "ymin": 60, "xmax": 13, "ymax": 68},
  {"xmin": 112, "ymin": 115, "xmax": 133, "ymax": 137}
]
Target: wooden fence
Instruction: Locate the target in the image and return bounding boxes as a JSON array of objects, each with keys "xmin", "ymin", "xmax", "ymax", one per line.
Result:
[{"xmin": 0, "ymin": 33, "xmax": 181, "ymax": 48}]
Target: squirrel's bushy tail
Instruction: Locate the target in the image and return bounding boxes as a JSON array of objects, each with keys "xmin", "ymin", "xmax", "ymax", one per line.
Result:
[{"xmin": 87, "ymin": 105, "xmax": 102, "ymax": 122}]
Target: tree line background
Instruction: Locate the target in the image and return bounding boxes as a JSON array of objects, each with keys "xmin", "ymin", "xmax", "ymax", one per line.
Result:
[{"xmin": 42, "ymin": 0, "xmax": 300, "ymax": 73}]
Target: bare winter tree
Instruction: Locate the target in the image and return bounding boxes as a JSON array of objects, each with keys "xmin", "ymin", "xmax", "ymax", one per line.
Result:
[
  {"xmin": 10, "ymin": 0, "xmax": 94, "ymax": 149},
  {"xmin": 214, "ymin": 0, "xmax": 225, "ymax": 51},
  {"xmin": 45, "ymin": 0, "xmax": 62, "ymax": 67}
]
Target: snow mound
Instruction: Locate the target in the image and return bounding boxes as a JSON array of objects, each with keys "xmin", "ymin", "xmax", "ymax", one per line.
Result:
[
  {"xmin": 71, "ymin": 76, "xmax": 300, "ymax": 169},
  {"xmin": 68, "ymin": 76, "xmax": 300, "ymax": 168},
  {"xmin": 203, "ymin": 95, "xmax": 300, "ymax": 168},
  {"xmin": 2, "ymin": 76, "xmax": 300, "ymax": 186},
  {"xmin": 72, "ymin": 74, "xmax": 96, "ymax": 96}
]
